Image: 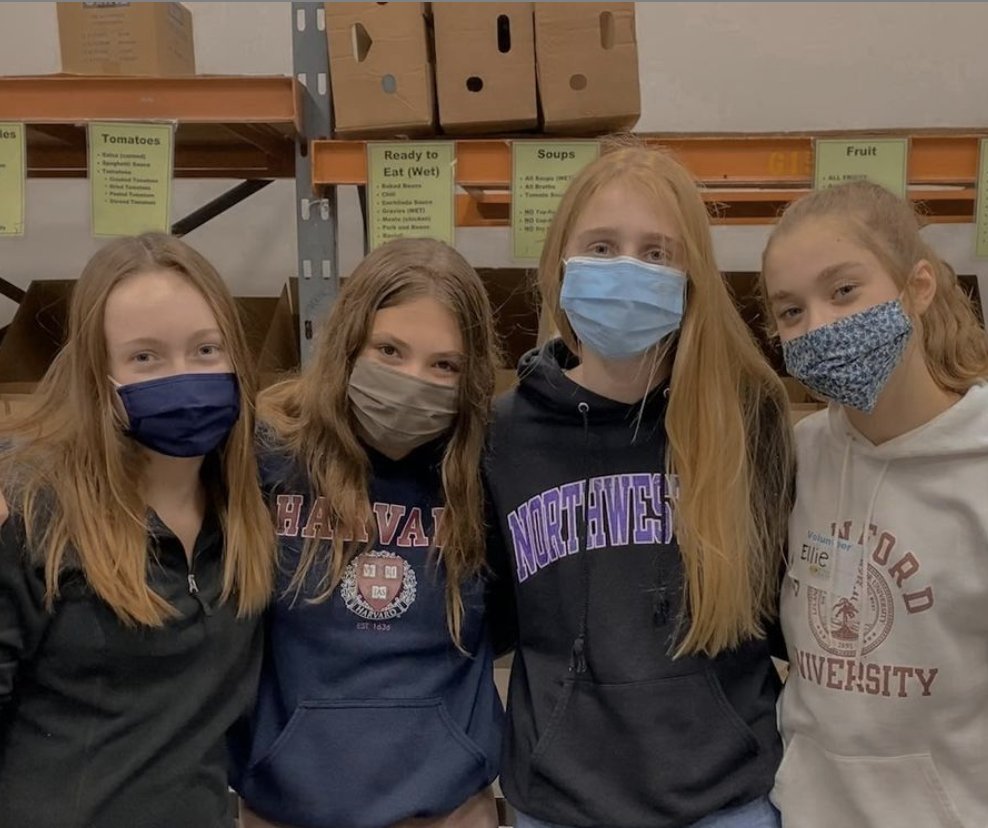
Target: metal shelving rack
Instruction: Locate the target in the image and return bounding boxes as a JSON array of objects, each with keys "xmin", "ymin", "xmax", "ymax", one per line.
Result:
[
  {"xmin": 310, "ymin": 131, "xmax": 986, "ymax": 227},
  {"xmin": 2, "ymin": 4, "xmax": 987, "ymax": 361}
]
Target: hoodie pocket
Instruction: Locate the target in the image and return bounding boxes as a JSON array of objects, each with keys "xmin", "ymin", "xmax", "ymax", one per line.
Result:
[
  {"xmin": 773, "ymin": 734, "xmax": 965, "ymax": 828},
  {"xmin": 244, "ymin": 698, "xmax": 490, "ymax": 828},
  {"xmin": 526, "ymin": 669, "xmax": 761, "ymax": 826}
]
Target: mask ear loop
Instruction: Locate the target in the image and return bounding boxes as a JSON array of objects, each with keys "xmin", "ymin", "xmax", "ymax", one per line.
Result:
[{"xmin": 107, "ymin": 376, "xmax": 129, "ymax": 429}]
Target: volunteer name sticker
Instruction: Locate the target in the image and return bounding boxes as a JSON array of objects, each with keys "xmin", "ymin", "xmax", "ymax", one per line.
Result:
[
  {"xmin": 0, "ymin": 123, "xmax": 26, "ymax": 237},
  {"xmin": 975, "ymin": 139, "xmax": 988, "ymax": 258},
  {"xmin": 512, "ymin": 141, "xmax": 600, "ymax": 261},
  {"xmin": 88, "ymin": 122, "xmax": 174, "ymax": 237},
  {"xmin": 814, "ymin": 138, "xmax": 908, "ymax": 197},
  {"xmin": 367, "ymin": 142, "xmax": 455, "ymax": 249}
]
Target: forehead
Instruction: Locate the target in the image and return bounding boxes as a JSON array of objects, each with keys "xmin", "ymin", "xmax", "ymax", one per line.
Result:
[
  {"xmin": 765, "ymin": 219, "xmax": 881, "ymax": 281},
  {"xmin": 371, "ymin": 295, "xmax": 463, "ymax": 350},
  {"xmin": 570, "ymin": 178, "xmax": 680, "ymax": 241},
  {"xmin": 104, "ymin": 268, "xmax": 219, "ymax": 341}
]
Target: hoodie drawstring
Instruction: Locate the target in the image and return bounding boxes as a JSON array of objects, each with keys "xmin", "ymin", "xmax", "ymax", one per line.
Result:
[
  {"xmin": 570, "ymin": 401, "xmax": 592, "ymax": 675},
  {"xmin": 854, "ymin": 459, "xmax": 890, "ymax": 663},
  {"xmin": 824, "ymin": 440, "xmax": 853, "ymax": 651},
  {"xmin": 826, "ymin": 433, "xmax": 891, "ymax": 663}
]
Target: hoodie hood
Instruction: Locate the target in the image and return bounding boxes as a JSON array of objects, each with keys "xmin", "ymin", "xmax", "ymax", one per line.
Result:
[
  {"xmin": 515, "ymin": 339, "xmax": 669, "ymax": 426},
  {"xmin": 824, "ymin": 381, "xmax": 988, "ymax": 461}
]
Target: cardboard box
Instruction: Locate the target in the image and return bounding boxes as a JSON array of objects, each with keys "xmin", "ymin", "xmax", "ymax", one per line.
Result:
[
  {"xmin": 477, "ymin": 267, "xmax": 539, "ymax": 366},
  {"xmin": 326, "ymin": 3, "xmax": 435, "ymax": 138},
  {"xmin": 534, "ymin": 2, "xmax": 640, "ymax": 133},
  {"xmin": 433, "ymin": 4, "xmax": 537, "ymax": 134},
  {"xmin": 56, "ymin": 2, "xmax": 195, "ymax": 77},
  {"xmin": 0, "ymin": 280, "xmax": 298, "ymax": 401},
  {"xmin": 242, "ymin": 281, "xmax": 301, "ymax": 388},
  {"xmin": 0, "ymin": 280, "xmax": 73, "ymax": 398}
]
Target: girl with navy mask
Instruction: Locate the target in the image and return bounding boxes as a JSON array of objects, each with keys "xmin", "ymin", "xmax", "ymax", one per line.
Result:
[
  {"xmin": 231, "ymin": 238, "xmax": 503, "ymax": 828},
  {"xmin": 762, "ymin": 181, "xmax": 988, "ymax": 828},
  {"xmin": 484, "ymin": 145, "xmax": 794, "ymax": 828},
  {"xmin": 0, "ymin": 234, "xmax": 275, "ymax": 828}
]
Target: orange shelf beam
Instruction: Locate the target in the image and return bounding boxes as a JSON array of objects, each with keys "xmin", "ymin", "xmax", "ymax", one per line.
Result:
[
  {"xmin": 312, "ymin": 133, "xmax": 988, "ymax": 225},
  {"xmin": 0, "ymin": 75, "xmax": 302, "ymax": 178}
]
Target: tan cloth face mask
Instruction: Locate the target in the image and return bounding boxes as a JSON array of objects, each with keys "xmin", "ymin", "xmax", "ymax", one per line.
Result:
[{"xmin": 347, "ymin": 357, "xmax": 459, "ymax": 460}]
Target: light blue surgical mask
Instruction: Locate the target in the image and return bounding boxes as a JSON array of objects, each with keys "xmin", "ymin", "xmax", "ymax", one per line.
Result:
[
  {"xmin": 782, "ymin": 299, "xmax": 912, "ymax": 412},
  {"xmin": 560, "ymin": 256, "xmax": 687, "ymax": 360}
]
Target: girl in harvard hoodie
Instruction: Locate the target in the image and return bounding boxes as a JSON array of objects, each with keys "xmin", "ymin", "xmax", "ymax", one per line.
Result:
[
  {"xmin": 484, "ymin": 145, "xmax": 795, "ymax": 828},
  {"xmin": 231, "ymin": 238, "xmax": 503, "ymax": 828},
  {"xmin": 761, "ymin": 180, "xmax": 988, "ymax": 828}
]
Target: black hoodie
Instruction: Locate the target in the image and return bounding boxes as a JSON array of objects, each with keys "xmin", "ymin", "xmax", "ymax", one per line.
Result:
[{"xmin": 484, "ymin": 341, "xmax": 782, "ymax": 828}]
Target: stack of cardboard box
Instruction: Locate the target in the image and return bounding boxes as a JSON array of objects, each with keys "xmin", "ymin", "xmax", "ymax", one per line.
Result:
[{"xmin": 326, "ymin": 2, "xmax": 640, "ymax": 138}]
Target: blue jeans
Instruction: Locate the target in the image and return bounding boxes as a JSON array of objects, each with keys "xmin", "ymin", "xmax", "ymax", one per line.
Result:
[{"xmin": 514, "ymin": 795, "xmax": 780, "ymax": 828}]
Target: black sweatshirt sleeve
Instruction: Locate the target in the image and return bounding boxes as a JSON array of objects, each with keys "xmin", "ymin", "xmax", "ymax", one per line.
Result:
[
  {"xmin": 0, "ymin": 518, "xmax": 50, "ymax": 712},
  {"xmin": 483, "ymin": 472, "xmax": 518, "ymax": 658}
]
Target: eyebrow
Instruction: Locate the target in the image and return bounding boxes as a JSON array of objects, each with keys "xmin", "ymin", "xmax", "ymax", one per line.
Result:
[
  {"xmin": 574, "ymin": 227, "xmax": 680, "ymax": 249},
  {"xmin": 768, "ymin": 261, "xmax": 863, "ymax": 303},
  {"xmin": 119, "ymin": 328, "xmax": 222, "ymax": 348},
  {"xmin": 370, "ymin": 333, "xmax": 464, "ymax": 360}
]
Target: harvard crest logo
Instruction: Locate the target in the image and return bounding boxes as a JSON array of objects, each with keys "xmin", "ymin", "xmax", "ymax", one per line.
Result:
[
  {"xmin": 340, "ymin": 550, "xmax": 417, "ymax": 620},
  {"xmin": 808, "ymin": 561, "xmax": 894, "ymax": 658}
]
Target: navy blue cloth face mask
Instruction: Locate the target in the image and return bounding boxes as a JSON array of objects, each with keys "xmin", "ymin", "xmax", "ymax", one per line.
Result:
[{"xmin": 115, "ymin": 372, "xmax": 241, "ymax": 458}]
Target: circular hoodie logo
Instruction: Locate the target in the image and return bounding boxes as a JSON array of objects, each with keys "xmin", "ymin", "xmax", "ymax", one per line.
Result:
[
  {"xmin": 340, "ymin": 550, "xmax": 417, "ymax": 620},
  {"xmin": 807, "ymin": 562, "xmax": 894, "ymax": 657}
]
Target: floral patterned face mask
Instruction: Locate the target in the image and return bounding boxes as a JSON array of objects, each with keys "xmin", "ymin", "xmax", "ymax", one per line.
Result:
[{"xmin": 782, "ymin": 299, "xmax": 913, "ymax": 413}]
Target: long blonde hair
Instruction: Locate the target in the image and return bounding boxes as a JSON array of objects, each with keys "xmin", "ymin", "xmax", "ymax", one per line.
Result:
[
  {"xmin": 539, "ymin": 144, "xmax": 794, "ymax": 656},
  {"xmin": 762, "ymin": 180, "xmax": 988, "ymax": 392},
  {"xmin": 0, "ymin": 233, "xmax": 275, "ymax": 625},
  {"xmin": 259, "ymin": 237, "xmax": 499, "ymax": 645}
]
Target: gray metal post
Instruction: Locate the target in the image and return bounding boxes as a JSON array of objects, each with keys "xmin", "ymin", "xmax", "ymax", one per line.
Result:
[{"xmin": 291, "ymin": 2, "xmax": 337, "ymax": 364}]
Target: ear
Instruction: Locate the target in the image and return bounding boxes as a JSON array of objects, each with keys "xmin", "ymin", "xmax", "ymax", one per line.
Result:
[{"xmin": 906, "ymin": 259, "xmax": 937, "ymax": 316}]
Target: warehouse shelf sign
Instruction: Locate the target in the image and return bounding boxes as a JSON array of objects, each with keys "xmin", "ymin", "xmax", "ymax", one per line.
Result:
[
  {"xmin": 512, "ymin": 141, "xmax": 600, "ymax": 261},
  {"xmin": 813, "ymin": 138, "xmax": 908, "ymax": 197},
  {"xmin": 975, "ymin": 139, "xmax": 988, "ymax": 259},
  {"xmin": 88, "ymin": 122, "xmax": 174, "ymax": 238},
  {"xmin": 367, "ymin": 142, "xmax": 455, "ymax": 250},
  {"xmin": 0, "ymin": 123, "xmax": 26, "ymax": 237}
]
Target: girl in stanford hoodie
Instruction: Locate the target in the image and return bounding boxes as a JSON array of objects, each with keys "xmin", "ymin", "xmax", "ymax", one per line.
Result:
[
  {"xmin": 761, "ymin": 181, "xmax": 988, "ymax": 827},
  {"xmin": 484, "ymin": 145, "xmax": 795, "ymax": 828},
  {"xmin": 232, "ymin": 238, "xmax": 504, "ymax": 828},
  {"xmin": 0, "ymin": 234, "xmax": 275, "ymax": 828}
]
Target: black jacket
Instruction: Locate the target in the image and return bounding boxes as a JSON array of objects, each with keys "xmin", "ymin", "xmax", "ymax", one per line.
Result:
[
  {"xmin": 0, "ymin": 508, "xmax": 262, "ymax": 828},
  {"xmin": 484, "ymin": 341, "xmax": 782, "ymax": 828}
]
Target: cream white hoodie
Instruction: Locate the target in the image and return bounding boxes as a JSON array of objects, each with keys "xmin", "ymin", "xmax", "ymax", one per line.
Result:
[{"xmin": 772, "ymin": 383, "xmax": 988, "ymax": 828}]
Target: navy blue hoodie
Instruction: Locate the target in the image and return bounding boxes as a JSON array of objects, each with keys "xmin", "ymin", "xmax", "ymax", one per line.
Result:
[
  {"xmin": 484, "ymin": 342, "xmax": 783, "ymax": 828},
  {"xmin": 231, "ymin": 437, "xmax": 502, "ymax": 828}
]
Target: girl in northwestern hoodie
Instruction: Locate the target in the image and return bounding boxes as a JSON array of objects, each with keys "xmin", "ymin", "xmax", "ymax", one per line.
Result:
[
  {"xmin": 762, "ymin": 181, "xmax": 988, "ymax": 828},
  {"xmin": 0, "ymin": 234, "xmax": 275, "ymax": 828},
  {"xmin": 484, "ymin": 144, "xmax": 795, "ymax": 828},
  {"xmin": 232, "ymin": 238, "xmax": 504, "ymax": 828}
]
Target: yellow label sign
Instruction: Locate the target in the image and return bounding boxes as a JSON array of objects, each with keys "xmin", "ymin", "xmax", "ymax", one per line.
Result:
[
  {"xmin": 89, "ymin": 122, "xmax": 174, "ymax": 237},
  {"xmin": 367, "ymin": 142, "xmax": 455, "ymax": 249},
  {"xmin": 512, "ymin": 141, "xmax": 600, "ymax": 261},
  {"xmin": 0, "ymin": 123, "xmax": 26, "ymax": 237},
  {"xmin": 975, "ymin": 139, "xmax": 988, "ymax": 259},
  {"xmin": 814, "ymin": 138, "xmax": 909, "ymax": 197}
]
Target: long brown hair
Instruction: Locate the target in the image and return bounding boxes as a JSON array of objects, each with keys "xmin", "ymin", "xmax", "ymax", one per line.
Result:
[
  {"xmin": 0, "ymin": 233, "xmax": 275, "ymax": 625},
  {"xmin": 539, "ymin": 144, "xmax": 794, "ymax": 656},
  {"xmin": 259, "ymin": 237, "xmax": 499, "ymax": 644},
  {"xmin": 762, "ymin": 180, "xmax": 988, "ymax": 392}
]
